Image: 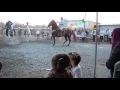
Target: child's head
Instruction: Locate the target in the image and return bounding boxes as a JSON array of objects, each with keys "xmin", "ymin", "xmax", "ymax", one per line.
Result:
[
  {"xmin": 68, "ymin": 52, "xmax": 81, "ymax": 67},
  {"xmin": 52, "ymin": 53, "xmax": 71, "ymax": 73}
]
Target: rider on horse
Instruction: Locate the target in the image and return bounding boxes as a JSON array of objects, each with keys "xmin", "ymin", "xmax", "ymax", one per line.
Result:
[
  {"xmin": 5, "ymin": 20, "xmax": 13, "ymax": 37},
  {"xmin": 59, "ymin": 17, "xmax": 65, "ymax": 30},
  {"xmin": 58, "ymin": 17, "xmax": 65, "ymax": 36}
]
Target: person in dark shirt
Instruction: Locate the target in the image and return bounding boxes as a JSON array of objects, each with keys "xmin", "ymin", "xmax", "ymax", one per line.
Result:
[
  {"xmin": 106, "ymin": 42, "xmax": 120, "ymax": 78},
  {"xmin": 106, "ymin": 27, "xmax": 120, "ymax": 78}
]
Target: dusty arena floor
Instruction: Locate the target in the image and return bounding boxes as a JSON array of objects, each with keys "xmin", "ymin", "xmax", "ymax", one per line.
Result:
[{"xmin": 0, "ymin": 37, "xmax": 111, "ymax": 78}]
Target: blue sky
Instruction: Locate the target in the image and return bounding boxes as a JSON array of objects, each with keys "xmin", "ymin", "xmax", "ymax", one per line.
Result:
[{"xmin": 0, "ymin": 12, "xmax": 120, "ymax": 25}]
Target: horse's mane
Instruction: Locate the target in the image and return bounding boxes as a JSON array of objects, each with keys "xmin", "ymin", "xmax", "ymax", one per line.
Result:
[
  {"xmin": 52, "ymin": 20, "xmax": 57, "ymax": 25},
  {"xmin": 51, "ymin": 20, "xmax": 58, "ymax": 27}
]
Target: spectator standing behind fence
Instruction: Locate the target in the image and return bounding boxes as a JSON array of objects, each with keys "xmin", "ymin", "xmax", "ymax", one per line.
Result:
[
  {"xmin": 104, "ymin": 28, "xmax": 109, "ymax": 42},
  {"xmin": 46, "ymin": 53, "xmax": 73, "ymax": 78},
  {"xmin": 74, "ymin": 28, "xmax": 77, "ymax": 35},
  {"xmin": 81, "ymin": 30, "xmax": 86, "ymax": 42},
  {"xmin": 100, "ymin": 29, "xmax": 104, "ymax": 42},
  {"xmin": 92, "ymin": 29, "xmax": 96, "ymax": 42},
  {"xmin": 36, "ymin": 30, "xmax": 40, "ymax": 39},
  {"xmin": 108, "ymin": 29, "xmax": 112, "ymax": 44}
]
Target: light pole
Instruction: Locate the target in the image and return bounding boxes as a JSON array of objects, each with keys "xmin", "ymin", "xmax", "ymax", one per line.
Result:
[
  {"xmin": 84, "ymin": 12, "xmax": 86, "ymax": 30},
  {"xmin": 94, "ymin": 12, "xmax": 98, "ymax": 78}
]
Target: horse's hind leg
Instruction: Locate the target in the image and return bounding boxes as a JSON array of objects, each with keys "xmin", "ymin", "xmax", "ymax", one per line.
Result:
[
  {"xmin": 51, "ymin": 36, "xmax": 52, "ymax": 41},
  {"xmin": 53, "ymin": 37, "xmax": 55, "ymax": 46},
  {"xmin": 67, "ymin": 36, "xmax": 71, "ymax": 46},
  {"xmin": 63, "ymin": 36, "xmax": 67, "ymax": 46}
]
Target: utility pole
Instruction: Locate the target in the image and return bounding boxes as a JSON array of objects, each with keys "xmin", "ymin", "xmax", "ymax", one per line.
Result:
[
  {"xmin": 94, "ymin": 12, "xmax": 98, "ymax": 78},
  {"xmin": 84, "ymin": 12, "xmax": 86, "ymax": 30}
]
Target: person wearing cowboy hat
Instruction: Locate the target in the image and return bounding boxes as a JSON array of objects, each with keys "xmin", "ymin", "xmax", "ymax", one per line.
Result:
[{"xmin": 26, "ymin": 22, "xmax": 29, "ymax": 25}]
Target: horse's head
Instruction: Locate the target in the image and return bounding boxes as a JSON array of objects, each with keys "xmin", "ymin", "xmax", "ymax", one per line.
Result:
[{"xmin": 48, "ymin": 20, "xmax": 56, "ymax": 27}]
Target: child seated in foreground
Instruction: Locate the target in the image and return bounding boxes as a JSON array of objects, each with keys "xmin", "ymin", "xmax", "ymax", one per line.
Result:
[
  {"xmin": 68, "ymin": 52, "xmax": 82, "ymax": 78},
  {"xmin": 46, "ymin": 53, "xmax": 73, "ymax": 78}
]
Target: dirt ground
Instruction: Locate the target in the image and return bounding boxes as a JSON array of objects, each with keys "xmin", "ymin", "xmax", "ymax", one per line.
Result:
[{"xmin": 0, "ymin": 36, "xmax": 111, "ymax": 78}]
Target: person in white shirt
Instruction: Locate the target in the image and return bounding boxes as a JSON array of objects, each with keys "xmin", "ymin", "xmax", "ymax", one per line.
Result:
[
  {"xmin": 104, "ymin": 28, "xmax": 109, "ymax": 42},
  {"xmin": 92, "ymin": 29, "xmax": 96, "ymax": 42},
  {"xmin": 81, "ymin": 30, "xmax": 86, "ymax": 42},
  {"xmin": 100, "ymin": 29, "xmax": 104, "ymax": 42},
  {"xmin": 74, "ymin": 28, "xmax": 77, "ymax": 35},
  {"xmin": 68, "ymin": 52, "xmax": 82, "ymax": 78},
  {"xmin": 36, "ymin": 30, "xmax": 40, "ymax": 39},
  {"xmin": 108, "ymin": 29, "xmax": 112, "ymax": 44}
]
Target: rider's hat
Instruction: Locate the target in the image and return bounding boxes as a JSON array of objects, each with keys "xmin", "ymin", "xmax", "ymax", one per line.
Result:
[{"xmin": 60, "ymin": 17, "xmax": 63, "ymax": 19}]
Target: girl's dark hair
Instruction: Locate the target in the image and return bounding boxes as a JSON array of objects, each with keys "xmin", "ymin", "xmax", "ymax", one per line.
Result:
[
  {"xmin": 68, "ymin": 52, "xmax": 81, "ymax": 66},
  {"xmin": 0, "ymin": 62, "xmax": 2, "ymax": 71},
  {"xmin": 52, "ymin": 53, "xmax": 70, "ymax": 73}
]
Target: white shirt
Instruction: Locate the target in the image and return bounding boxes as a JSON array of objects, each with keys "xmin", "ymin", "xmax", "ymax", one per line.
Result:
[
  {"xmin": 81, "ymin": 31, "xmax": 86, "ymax": 37},
  {"xmin": 92, "ymin": 30, "xmax": 96, "ymax": 35},
  {"xmin": 74, "ymin": 31, "xmax": 77, "ymax": 35},
  {"xmin": 59, "ymin": 20, "xmax": 65, "ymax": 30},
  {"xmin": 26, "ymin": 25, "xmax": 31, "ymax": 33},
  {"xmin": 36, "ymin": 31, "xmax": 40, "ymax": 34},
  {"xmin": 100, "ymin": 31, "xmax": 104, "ymax": 36},
  {"xmin": 104, "ymin": 30, "xmax": 109, "ymax": 35},
  {"xmin": 108, "ymin": 30, "xmax": 112, "ymax": 37},
  {"xmin": 71, "ymin": 64, "xmax": 82, "ymax": 78}
]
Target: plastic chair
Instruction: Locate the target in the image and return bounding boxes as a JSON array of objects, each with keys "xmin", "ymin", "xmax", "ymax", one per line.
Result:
[{"xmin": 113, "ymin": 61, "xmax": 120, "ymax": 78}]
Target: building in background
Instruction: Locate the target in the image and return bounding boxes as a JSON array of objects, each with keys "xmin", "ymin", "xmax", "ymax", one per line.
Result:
[{"xmin": 99, "ymin": 24, "xmax": 120, "ymax": 32}]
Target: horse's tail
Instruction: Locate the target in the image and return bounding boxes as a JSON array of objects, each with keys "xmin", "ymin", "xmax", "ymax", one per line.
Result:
[{"xmin": 72, "ymin": 30, "xmax": 77, "ymax": 42}]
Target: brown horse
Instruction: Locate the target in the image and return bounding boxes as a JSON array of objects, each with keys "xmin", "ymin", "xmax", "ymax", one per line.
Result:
[{"xmin": 48, "ymin": 20, "xmax": 77, "ymax": 46}]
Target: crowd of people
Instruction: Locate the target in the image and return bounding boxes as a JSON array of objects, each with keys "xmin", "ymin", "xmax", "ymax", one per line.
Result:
[{"xmin": 92, "ymin": 28, "xmax": 112, "ymax": 43}]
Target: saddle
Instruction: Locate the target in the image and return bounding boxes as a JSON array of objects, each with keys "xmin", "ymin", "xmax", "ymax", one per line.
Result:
[
  {"xmin": 57, "ymin": 28, "xmax": 64, "ymax": 37},
  {"xmin": 58, "ymin": 30, "xmax": 63, "ymax": 37}
]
